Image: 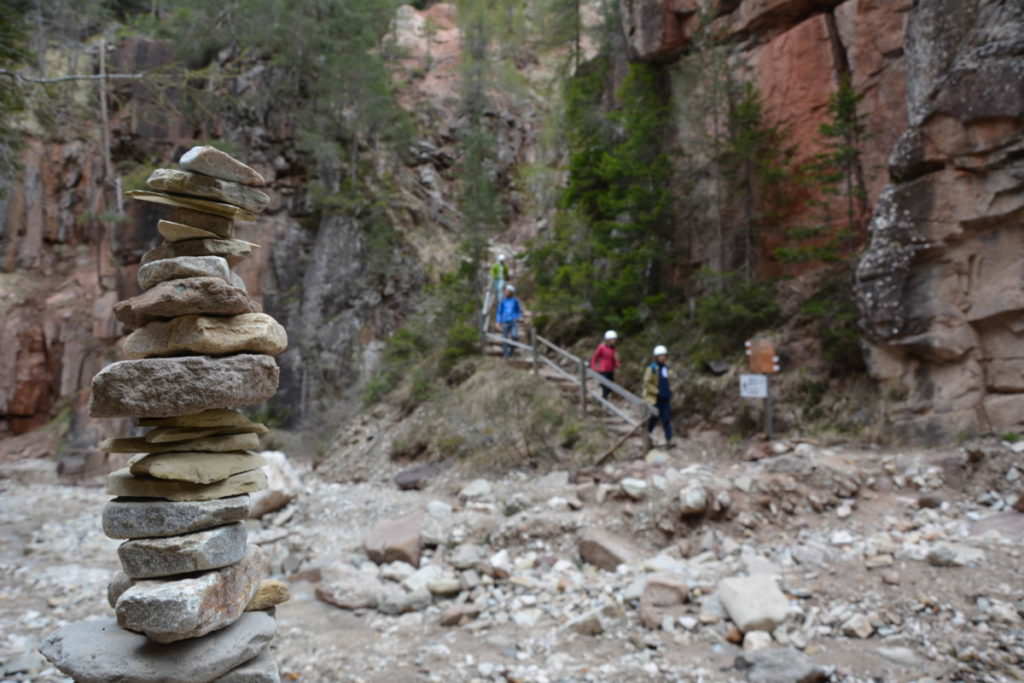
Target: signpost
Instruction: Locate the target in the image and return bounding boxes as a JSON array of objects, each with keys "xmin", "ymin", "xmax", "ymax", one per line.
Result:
[{"xmin": 744, "ymin": 339, "xmax": 781, "ymax": 438}]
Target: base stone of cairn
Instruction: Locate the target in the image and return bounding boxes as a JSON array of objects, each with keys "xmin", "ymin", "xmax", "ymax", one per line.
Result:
[{"xmin": 40, "ymin": 147, "xmax": 289, "ymax": 683}]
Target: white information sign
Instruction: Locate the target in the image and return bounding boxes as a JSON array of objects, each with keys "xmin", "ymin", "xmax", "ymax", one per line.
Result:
[{"xmin": 740, "ymin": 373, "xmax": 768, "ymax": 399}]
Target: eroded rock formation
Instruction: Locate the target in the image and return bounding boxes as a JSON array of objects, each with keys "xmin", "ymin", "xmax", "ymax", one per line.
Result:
[{"xmin": 855, "ymin": 0, "xmax": 1024, "ymax": 441}]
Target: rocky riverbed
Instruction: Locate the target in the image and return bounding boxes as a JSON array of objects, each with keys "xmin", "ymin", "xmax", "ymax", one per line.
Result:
[{"xmin": 2, "ymin": 434, "xmax": 1023, "ymax": 682}]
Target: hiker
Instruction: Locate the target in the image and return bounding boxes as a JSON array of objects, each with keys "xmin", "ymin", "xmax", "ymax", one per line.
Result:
[
  {"xmin": 490, "ymin": 254, "xmax": 510, "ymax": 298},
  {"xmin": 590, "ymin": 330, "xmax": 620, "ymax": 400},
  {"xmin": 643, "ymin": 345, "xmax": 673, "ymax": 447},
  {"xmin": 495, "ymin": 284, "xmax": 523, "ymax": 358}
]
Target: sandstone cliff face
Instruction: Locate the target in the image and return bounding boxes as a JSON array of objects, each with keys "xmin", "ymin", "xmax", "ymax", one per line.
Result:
[
  {"xmin": 854, "ymin": 0, "xmax": 1024, "ymax": 442},
  {"xmin": 0, "ymin": 4, "xmax": 541, "ymax": 458}
]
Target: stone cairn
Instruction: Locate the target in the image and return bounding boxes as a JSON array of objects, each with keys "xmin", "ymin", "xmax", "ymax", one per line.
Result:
[{"xmin": 40, "ymin": 147, "xmax": 290, "ymax": 683}]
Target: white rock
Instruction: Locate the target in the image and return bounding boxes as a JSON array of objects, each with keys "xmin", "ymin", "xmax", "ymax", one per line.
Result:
[
  {"xmin": 460, "ymin": 479, "xmax": 492, "ymax": 500},
  {"xmin": 249, "ymin": 451, "xmax": 301, "ymax": 518},
  {"xmin": 743, "ymin": 630, "xmax": 773, "ymax": 651},
  {"xmin": 403, "ymin": 564, "xmax": 444, "ymax": 592},
  {"xmin": 830, "ymin": 530, "xmax": 855, "ymax": 546},
  {"xmin": 719, "ymin": 574, "xmax": 790, "ymax": 633},
  {"xmin": 512, "ymin": 608, "xmax": 542, "ymax": 627},
  {"xmin": 842, "ymin": 613, "xmax": 874, "ymax": 639},
  {"xmin": 620, "ymin": 478, "xmax": 648, "ymax": 500},
  {"xmin": 679, "ymin": 483, "xmax": 708, "ymax": 515},
  {"xmin": 427, "ymin": 500, "xmax": 453, "ymax": 518}
]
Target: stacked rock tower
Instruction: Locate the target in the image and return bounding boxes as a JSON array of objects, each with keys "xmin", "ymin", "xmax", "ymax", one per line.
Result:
[{"xmin": 40, "ymin": 147, "xmax": 289, "ymax": 683}]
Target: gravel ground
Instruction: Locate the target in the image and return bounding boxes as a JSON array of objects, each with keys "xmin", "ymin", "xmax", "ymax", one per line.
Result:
[{"xmin": 1, "ymin": 435, "xmax": 1023, "ymax": 683}]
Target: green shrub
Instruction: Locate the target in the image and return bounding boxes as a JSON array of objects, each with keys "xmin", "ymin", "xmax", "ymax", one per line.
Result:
[
  {"xmin": 691, "ymin": 269, "xmax": 782, "ymax": 360},
  {"xmin": 800, "ymin": 267, "xmax": 865, "ymax": 376}
]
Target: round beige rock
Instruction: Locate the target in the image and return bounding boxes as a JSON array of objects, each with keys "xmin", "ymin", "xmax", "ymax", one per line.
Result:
[{"xmin": 129, "ymin": 452, "xmax": 266, "ymax": 485}]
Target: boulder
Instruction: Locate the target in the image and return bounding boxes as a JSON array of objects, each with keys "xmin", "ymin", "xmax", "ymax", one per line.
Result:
[
  {"xmin": 315, "ymin": 566, "xmax": 386, "ymax": 610},
  {"xmin": 107, "ymin": 468, "xmax": 267, "ymax": 502},
  {"xmin": 39, "ymin": 613, "xmax": 276, "ymax": 683},
  {"xmin": 114, "ymin": 277, "xmax": 256, "ymax": 329},
  {"xmin": 364, "ymin": 513, "xmax": 423, "ymax": 567},
  {"xmin": 180, "ymin": 146, "xmax": 267, "ymax": 186},
  {"xmin": 639, "ymin": 573, "xmax": 689, "ymax": 630},
  {"xmin": 129, "ymin": 452, "xmax": 266, "ymax": 485},
  {"xmin": 249, "ymin": 451, "xmax": 301, "ymax": 518},
  {"xmin": 737, "ymin": 646, "xmax": 827, "ymax": 683},
  {"xmin": 122, "ymin": 313, "xmax": 287, "ymax": 360},
  {"xmin": 147, "ymin": 168, "xmax": 270, "ymax": 213},
  {"xmin": 138, "ymin": 256, "xmax": 232, "ymax": 291},
  {"xmin": 213, "ymin": 650, "xmax": 280, "ymax": 683},
  {"xmin": 141, "ymin": 238, "xmax": 256, "ymax": 267},
  {"xmin": 158, "ymin": 219, "xmax": 225, "ymax": 242},
  {"xmin": 104, "ymin": 432, "xmax": 262, "ymax": 453},
  {"xmin": 926, "ymin": 542, "xmax": 986, "ymax": 567},
  {"xmin": 245, "ymin": 579, "xmax": 291, "ymax": 611},
  {"xmin": 719, "ymin": 574, "xmax": 790, "ymax": 633},
  {"xmin": 90, "ymin": 354, "xmax": 279, "ymax": 418},
  {"xmin": 578, "ymin": 527, "xmax": 642, "ymax": 571},
  {"xmin": 103, "ymin": 495, "xmax": 251, "ymax": 539},
  {"xmin": 115, "ymin": 547, "xmax": 266, "ymax": 643},
  {"xmin": 117, "ymin": 523, "xmax": 247, "ymax": 578}
]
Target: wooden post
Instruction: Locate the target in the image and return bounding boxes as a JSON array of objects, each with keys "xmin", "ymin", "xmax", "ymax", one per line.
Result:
[
  {"xmin": 643, "ymin": 412, "xmax": 652, "ymax": 451},
  {"xmin": 579, "ymin": 358, "xmax": 587, "ymax": 417},
  {"xmin": 530, "ymin": 328, "xmax": 538, "ymax": 375}
]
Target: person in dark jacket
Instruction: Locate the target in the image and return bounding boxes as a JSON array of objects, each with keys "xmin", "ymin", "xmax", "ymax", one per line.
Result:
[
  {"xmin": 642, "ymin": 345, "xmax": 673, "ymax": 447},
  {"xmin": 590, "ymin": 330, "xmax": 620, "ymax": 400},
  {"xmin": 495, "ymin": 285, "xmax": 523, "ymax": 358}
]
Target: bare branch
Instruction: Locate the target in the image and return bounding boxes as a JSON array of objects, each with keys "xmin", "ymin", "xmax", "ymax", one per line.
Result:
[{"xmin": 0, "ymin": 69, "xmax": 146, "ymax": 84}]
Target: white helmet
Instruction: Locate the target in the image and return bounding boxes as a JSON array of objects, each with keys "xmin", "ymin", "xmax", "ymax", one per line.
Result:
[
  {"xmin": 653, "ymin": 345, "xmax": 668, "ymax": 356},
  {"xmin": 604, "ymin": 330, "xmax": 618, "ymax": 341},
  {"xmin": 505, "ymin": 284, "xmax": 515, "ymax": 292},
  {"xmin": 498, "ymin": 254, "xmax": 506, "ymax": 261}
]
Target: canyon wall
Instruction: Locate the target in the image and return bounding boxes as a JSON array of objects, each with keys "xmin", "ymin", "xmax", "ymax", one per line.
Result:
[{"xmin": 854, "ymin": 0, "xmax": 1024, "ymax": 442}]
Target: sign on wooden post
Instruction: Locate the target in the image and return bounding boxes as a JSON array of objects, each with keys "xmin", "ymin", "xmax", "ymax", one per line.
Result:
[{"xmin": 744, "ymin": 339, "xmax": 781, "ymax": 438}]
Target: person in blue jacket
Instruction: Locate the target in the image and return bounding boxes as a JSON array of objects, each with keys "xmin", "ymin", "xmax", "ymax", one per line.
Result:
[{"xmin": 495, "ymin": 284, "xmax": 523, "ymax": 358}]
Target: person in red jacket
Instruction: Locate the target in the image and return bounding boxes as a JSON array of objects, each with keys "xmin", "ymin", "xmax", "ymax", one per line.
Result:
[{"xmin": 590, "ymin": 330, "xmax": 621, "ymax": 400}]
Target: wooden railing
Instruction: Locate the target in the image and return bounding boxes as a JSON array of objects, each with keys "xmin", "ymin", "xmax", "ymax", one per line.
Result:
[{"xmin": 484, "ymin": 328, "xmax": 656, "ymax": 448}]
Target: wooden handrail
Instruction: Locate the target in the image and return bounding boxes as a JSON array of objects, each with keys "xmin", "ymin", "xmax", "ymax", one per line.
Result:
[{"xmin": 481, "ymin": 300, "xmax": 654, "ymax": 438}]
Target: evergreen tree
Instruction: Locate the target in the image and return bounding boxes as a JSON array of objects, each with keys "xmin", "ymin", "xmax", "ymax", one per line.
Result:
[
  {"xmin": 529, "ymin": 60, "xmax": 673, "ymax": 334},
  {"xmin": 773, "ymin": 76, "xmax": 867, "ymax": 265},
  {"xmin": 0, "ymin": 0, "xmax": 31, "ymax": 189}
]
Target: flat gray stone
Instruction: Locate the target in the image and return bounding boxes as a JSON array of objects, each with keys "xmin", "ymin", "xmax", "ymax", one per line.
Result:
[
  {"xmin": 213, "ymin": 650, "xmax": 280, "ymax": 683},
  {"xmin": 142, "ymin": 238, "xmax": 257, "ymax": 267},
  {"xmin": 180, "ymin": 146, "xmax": 266, "ymax": 186},
  {"xmin": 114, "ymin": 277, "xmax": 256, "ymax": 329},
  {"xmin": 737, "ymin": 647, "xmax": 826, "ymax": 683},
  {"xmin": 578, "ymin": 528, "xmax": 642, "ymax": 571},
  {"xmin": 148, "ymin": 169, "xmax": 270, "ymax": 213},
  {"xmin": 116, "ymin": 546, "xmax": 266, "ymax": 643},
  {"xmin": 118, "ymin": 522, "xmax": 247, "ymax": 579},
  {"xmin": 90, "ymin": 354, "xmax": 279, "ymax": 418},
  {"xmin": 103, "ymin": 495, "xmax": 251, "ymax": 539},
  {"xmin": 39, "ymin": 612, "xmax": 276, "ymax": 683},
  {"xmin": 138, "ymin": 256, "xmax": 232, "ymax": 291}
]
